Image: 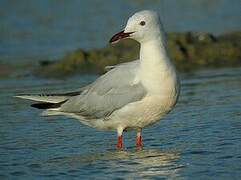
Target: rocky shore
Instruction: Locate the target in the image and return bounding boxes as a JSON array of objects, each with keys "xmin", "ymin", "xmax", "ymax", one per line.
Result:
[
  {"xmin": 1, "ymin": 32, "xmax": 241, "ymax": 79},
  {"xmin": 36, "ymin": 31, "xmax": 241, "ymax": 78}
]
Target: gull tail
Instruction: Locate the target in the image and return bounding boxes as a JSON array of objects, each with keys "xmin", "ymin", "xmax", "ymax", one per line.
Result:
[
  {"xmin": 14, "ymin": 94, "xmax": 69, "ymax": 103},
  {"xmin": 14, "ymin": 90, "xmax": 81, "ymax": 112},
  {"xmin": 15, "ymin": 94, "xmax": 71, "ymax": 116},
  {"xmin": 14, "ymin": 94, "xmax": 69, "ymax": 113},
  {"xmin": 14, "ymin": 90, "xmax": 81, "ymax": 103},
  {"xmin": 14, "ymin": 89, "xmax": 89, "ymax": 116}
]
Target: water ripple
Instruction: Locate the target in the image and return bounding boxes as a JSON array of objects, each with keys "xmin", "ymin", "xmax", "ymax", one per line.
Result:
[{"xmin": 1, "ymin": 68, "xmax": 241, "ymax": 179}]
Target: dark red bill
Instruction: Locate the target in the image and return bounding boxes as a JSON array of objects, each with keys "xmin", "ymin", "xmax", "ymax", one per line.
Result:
[{"xmin": 109, "ymin": 30, "xmax": 134, "ymax": 44}]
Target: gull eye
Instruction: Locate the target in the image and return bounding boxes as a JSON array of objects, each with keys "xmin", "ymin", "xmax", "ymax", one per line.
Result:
[{"xmin": 139, "ymin": 21, "xmax": 146, "ymax": 26}]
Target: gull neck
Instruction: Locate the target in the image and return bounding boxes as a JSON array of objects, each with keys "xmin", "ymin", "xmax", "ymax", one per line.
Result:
[{"xmin": 139, "ymin": 33, "xmax": 173, "ymax": 71}]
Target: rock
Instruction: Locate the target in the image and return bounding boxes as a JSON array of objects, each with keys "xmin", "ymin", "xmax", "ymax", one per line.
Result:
[{"xmin": 35, "ymin": 32, "xmax": 241, "ymax": 77}]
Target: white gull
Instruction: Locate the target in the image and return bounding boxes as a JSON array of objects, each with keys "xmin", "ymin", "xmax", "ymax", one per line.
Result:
[{"xmin": 15, "ymin": 10, "xmax": 180, "ymax": 149}]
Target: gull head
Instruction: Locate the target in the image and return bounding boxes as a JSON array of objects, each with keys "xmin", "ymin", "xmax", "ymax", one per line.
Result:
[{"xmin": 110, "ymin": 10, "xmax": 162, "ymax": 44}]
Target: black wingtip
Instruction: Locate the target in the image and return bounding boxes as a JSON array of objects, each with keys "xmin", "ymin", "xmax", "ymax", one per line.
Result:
[{"xmin": 31, "ymin": 100, "xmax": 67, "ymax": 109}]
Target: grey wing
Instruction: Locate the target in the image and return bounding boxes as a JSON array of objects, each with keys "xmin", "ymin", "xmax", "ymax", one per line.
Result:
[
  {"xmin": 60, "ymin": 60, "xmax": 147, "ymax": 119},
  {"xmin": 105, "ymin": 60, "xmax": 139, "ymax": 71},
  {"xmin": 14, "ymin": 85, "xmax": 91, "ymax": 104}
]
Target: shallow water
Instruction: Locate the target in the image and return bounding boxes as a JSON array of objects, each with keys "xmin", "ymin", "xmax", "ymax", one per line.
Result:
[
  {"xmin": 0, "ymin": 67, "xmax": 241, "ymax": 179},
  {"xmin": 1, "ymin": 0, "xmax": 241, "ymax": 62}
]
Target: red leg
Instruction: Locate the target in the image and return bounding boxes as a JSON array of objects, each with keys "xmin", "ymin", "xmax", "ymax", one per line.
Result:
[
  {"xmin": 116, "ymin": 127, "xmax": 124, "ymax": 149},
  {"xmin": 117, "ymin": 135, "xmax": 123, "ymax": 149},
  {"xmin": 136, "ymin": 129, "xmax": 142, "ymax": 150}
]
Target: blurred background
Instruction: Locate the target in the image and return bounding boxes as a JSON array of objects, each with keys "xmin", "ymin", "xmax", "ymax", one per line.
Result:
[
  {"xmin": 1, "ymin": 1, "xmax": 241, "ymax": 179},
  {"xmin": 1, "ymin": 0, "xmax": 241, "ymax": 62}
]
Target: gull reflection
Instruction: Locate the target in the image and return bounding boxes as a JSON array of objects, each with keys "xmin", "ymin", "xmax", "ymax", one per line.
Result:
[
  {"xmin": 47, "ymin": 149, "xmax": 182, "ymax": 179},
  {"xmin": 104, "ymin": 149, "xmax": 182, "ymax": 178}
]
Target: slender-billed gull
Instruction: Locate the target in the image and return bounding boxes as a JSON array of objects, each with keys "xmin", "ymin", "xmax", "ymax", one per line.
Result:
[{"xmin": 15, "ymin": 10, "xmax": 180, "ymax": 149}]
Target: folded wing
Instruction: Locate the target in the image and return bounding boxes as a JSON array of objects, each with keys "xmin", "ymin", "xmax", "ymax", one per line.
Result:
[{"xmin": 60, "ymin": 60, "xmax": 147, "ymax": 119}]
